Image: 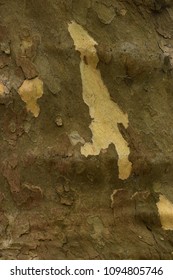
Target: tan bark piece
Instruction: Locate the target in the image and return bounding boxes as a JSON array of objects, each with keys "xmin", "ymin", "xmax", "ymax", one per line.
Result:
[
  {"xmin": 0, "ymin": 82, "xmax": 6, "ymax": 96},
  {"xmin": 18, "ymin": 77, "xmax": 43, "ymax": 117},
  {"xmin": 68, "ymin": 21, "xmax": 132, "ymax": 180},
  {"xmin": 157, "ymin": 195, "xmax": 173, "ymax": 231}
]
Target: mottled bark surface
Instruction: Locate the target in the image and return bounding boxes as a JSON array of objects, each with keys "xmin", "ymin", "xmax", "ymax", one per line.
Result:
[{"xmin": 0, "ymin": 0, "xmax": 173, "ymax": 259}]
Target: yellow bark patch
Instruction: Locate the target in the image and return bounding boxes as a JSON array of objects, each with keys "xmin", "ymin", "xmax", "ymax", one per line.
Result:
[
  {"xmin": 0, "ymin": 82, "xmax": 6, "ymax": 96},
  {"xmin": 68, "ymin": 21, "xmax": 132, "ymax": 180},
  {"xmin": 18, "ymin": 77, "xmax": 43, "ymax": 117},
  {"xmin": 157, "ymin": 195, "xmax": 173, "ymax": 230}
]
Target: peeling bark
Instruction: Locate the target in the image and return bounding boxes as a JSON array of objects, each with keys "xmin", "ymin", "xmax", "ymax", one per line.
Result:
[{"xmin": 0, "ymin": 0, "xmax": 173, "ymax": 260}]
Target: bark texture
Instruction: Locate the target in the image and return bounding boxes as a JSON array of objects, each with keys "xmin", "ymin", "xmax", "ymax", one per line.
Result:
[{"xmin": 0, "ymin": 0, "xmax": 173, "ymax": 259}]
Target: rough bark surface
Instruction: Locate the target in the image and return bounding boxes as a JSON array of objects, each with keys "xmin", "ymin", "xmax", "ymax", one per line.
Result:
[{"xmin": 0, "ymin": 0, "xmax": 173, "ymax": 259}]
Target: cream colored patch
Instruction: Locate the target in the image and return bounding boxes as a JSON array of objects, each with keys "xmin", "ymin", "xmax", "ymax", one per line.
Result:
[
  {"xmin": 68, "ymin": 21, "xmax": 132, "ymax": 180},
  {"xmin": 69, "ymin": 131, "xmax": 85, "ymax": 146},
  {"xmin": 0, "ymin": 82, "xmax": 6, "ymax": 96},
  {"xmin": 157, "ymin": 195, "xmax": 173, "ymax": 230},
  {"xmin": 18, "ymin": 77, "xmax": 43, "ymax": 117}
]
